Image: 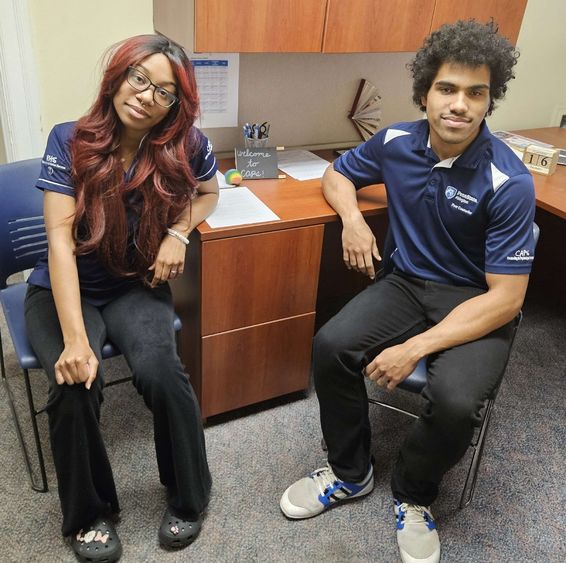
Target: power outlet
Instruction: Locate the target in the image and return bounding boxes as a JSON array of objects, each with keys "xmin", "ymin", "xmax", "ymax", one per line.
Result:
[{"xmin": 551, "ymin": 106, "xmax": 566, "ymax": 127}]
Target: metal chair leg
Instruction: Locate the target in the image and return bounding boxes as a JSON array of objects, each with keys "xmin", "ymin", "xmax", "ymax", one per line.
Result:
[
  {"xmin": 368, "ymin": 397, "xmax": 419, "ymax": 420},
  {"xmin": 22, "ymin": 368, "xmax": 48, "ymax": 492},
  {"xmin": 459, "ymin": 399, "xmax": 495, "ymax": 509},
  {"xmin": 2, "ymin": 366, "xmax": 48, "ymax": 492}
]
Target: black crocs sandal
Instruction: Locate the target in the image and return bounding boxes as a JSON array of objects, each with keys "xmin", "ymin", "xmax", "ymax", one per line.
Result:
[
  {"xmin": 158, "ymin": 507, "xmax": 203, "ymax": 549},
  {"xmin": 71, "ymin": 516, "xmax": 122, "ymax": 562}
]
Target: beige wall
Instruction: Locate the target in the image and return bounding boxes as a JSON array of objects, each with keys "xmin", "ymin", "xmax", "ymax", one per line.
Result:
[
  {"xmin": 28, "ymin": 0, "xmax": 565, "ymax": 151},
  {"xmin": 28, "ymin": 0, "xmax": 154, "ymax": 139},
  {"xmin": 487, "ymin": 0, "xmax": 566, "ymax": 131},
  {"xmin": 0, "ymin": 119, "xmax": 6, "ymax": 164}
]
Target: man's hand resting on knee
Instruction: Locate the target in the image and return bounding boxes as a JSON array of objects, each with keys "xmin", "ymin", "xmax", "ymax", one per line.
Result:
[{"xmin": 365, "ymin": 342, "xmax": 421, "ymax": 391}]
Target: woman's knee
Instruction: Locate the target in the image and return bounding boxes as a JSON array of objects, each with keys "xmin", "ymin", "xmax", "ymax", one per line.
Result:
[
  {"xmin": 47, "ymin": 380, "xmax": 103, "ymax": 419},
  {"xmin": 129, "ymin": 352, "xmax": 186, "ymax": 396}
]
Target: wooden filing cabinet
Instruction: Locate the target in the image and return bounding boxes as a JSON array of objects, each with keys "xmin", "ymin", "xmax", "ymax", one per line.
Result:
[
  {"xmin": 172, "ymin": 224, "xmax": 324, "ymax": 418},
  {"xmin": 169, "ymin": 153, "xmax": 388, "ymax": 419}
]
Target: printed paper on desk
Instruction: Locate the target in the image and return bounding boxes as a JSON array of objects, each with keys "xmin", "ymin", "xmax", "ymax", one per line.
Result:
[
  {"xmin": 277, "ymin": 150, "xmax": 331, "ymax": 181},
  {"xmin": 205, "ymin": 187, "xmax": 280, "ymax": 229}
]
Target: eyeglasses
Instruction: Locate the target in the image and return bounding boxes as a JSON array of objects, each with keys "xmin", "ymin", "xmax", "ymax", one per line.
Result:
[{"xmin": 126, "ymin": 66, "xmax": 178, "ymax": 108}]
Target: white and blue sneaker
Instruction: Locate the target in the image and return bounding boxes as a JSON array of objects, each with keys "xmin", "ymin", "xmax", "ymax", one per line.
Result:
[
  {"xmin": 280, "ymin": 463, "xmax": 374, "ymax": 519},
  {"xmin": 394, "ymin": 499, "xmax": 440, "ymax": 563}
]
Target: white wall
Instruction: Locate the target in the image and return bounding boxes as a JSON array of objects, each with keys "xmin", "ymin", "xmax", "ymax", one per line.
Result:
[{"xmin": 28, "ymin": 0, "xmax": 154, "ymax": 139}]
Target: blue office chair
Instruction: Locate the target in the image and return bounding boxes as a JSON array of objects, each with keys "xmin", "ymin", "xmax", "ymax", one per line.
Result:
[
  {"xmin": 0, "ymin": 158, "xmax": 182, "ymax": 492},
  {"xmin": 367, "ymin": 223, "xmax": 539, "ymax": 508}
]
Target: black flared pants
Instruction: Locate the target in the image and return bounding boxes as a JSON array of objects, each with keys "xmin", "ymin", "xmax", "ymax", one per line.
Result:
[{"xmin": 25, "ymin": 284, "xmax": 211, "ymax": 536}]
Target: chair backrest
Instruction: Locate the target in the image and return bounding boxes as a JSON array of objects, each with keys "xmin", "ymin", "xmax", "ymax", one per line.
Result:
[{"xmin": 0, "ymin": 158, "xmax": 45, "ymax": 288}]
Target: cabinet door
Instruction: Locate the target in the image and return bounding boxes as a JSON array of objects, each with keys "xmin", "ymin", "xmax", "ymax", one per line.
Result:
[
  {"xmin": 201, "ymin": 313, "xmax": 315, "ymax": 417},
  {"xmin": 201, "ymin": 226, "xmax": 324, "ymax": 335},
  {"xmin": 195, "ymin": 0, "xmax": 328, "ymax": 52},
  {"xmin": 430, "ymin": 0, "xmax": 527, "ymax": 45},
  {"xmin": 323, "ymin": 0, "xmax": 436, "ymax": 53}
]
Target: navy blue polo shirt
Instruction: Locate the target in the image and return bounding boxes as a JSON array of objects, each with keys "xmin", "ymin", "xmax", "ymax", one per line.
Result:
[
  {"xmin": 334, "ymin": 120, "xmax": 536, "ymax": 289},
  {"xmin": 28, "ymin": 121, "xmax": 218, "ymax": 305}
]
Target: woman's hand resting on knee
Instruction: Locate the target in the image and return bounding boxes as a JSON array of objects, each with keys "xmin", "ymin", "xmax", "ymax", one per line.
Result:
[{"xmin": 54, "ymin": 340, "xmax": 98, "ymax": 390}]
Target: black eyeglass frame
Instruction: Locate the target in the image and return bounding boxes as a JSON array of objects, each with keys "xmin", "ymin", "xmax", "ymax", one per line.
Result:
[{"xmin": 126, "ymin": 66, "xmax": 179, "ymax": 108}]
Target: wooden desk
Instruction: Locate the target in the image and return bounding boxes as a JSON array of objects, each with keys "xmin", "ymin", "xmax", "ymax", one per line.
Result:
[
  {"xmin": 171, "ymin": 153, "xmax": 387, "ymax": 418},
  {"xmin": 513, "ymin": 127, "xmax": 566, "ymax": 220}
]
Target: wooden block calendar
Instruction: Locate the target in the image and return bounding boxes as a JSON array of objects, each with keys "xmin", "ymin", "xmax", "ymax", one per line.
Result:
[{"xmin": 522, "ymin": 145, "xmax": 560, "ymax": 176}]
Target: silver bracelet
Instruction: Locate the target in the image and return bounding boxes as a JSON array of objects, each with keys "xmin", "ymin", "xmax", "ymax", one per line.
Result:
[{"xmin": 166, "ymin": 228, "xmax": 190, "ymax": 245}]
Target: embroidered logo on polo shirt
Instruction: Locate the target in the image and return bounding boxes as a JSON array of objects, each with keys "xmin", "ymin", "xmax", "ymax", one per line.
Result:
[
  {"xmin": 507, "ymin": 249, "xmax": 533, "ymax": 262},
  {"xmin": 445, "ymin": 186, "xmax": 457, "ymax": 199},
  {"xmin": 205, "ymin": 140, "xmax": 213, "ymax": 160},
  {"xmin": 446, "ymin": 187, "xmax": 478, "ymax": 216},
  {"xmin": 42, "ymin": 154, "xmax": 67, "ymax": 171}
]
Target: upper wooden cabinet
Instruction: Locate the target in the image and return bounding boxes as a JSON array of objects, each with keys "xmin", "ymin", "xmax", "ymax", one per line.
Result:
[
  {"xmin": 323, "ymin": 0, "xmax": 436, "ymax": 53},
  {"xmin": 194, "ymin": 0, "xmax": 327, "ymax": 52},
  {"xmin": 154, "ymin": 0, "xmax": 527, "ymax": 53},
  {"xmin": 430, "ymin": 0, "xmax": 528, "ymax": 45}
]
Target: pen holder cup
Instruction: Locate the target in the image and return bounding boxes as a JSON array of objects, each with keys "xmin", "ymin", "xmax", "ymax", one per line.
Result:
[{"xmin": 244, "ymin": 137, "xmax": 270, "ymax": 148}]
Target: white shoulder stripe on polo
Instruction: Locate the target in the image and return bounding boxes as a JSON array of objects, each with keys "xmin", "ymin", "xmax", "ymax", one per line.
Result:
[
  {"xmin": 384, "ymin": 129, "xmax": 411, "ymax": 145},
  {"xmin": 195, "ymin": 157, "xmax": 217, "ymax": 180},
  {"xmin": 490, "ymin": 163, "xmax": 509, "ymax": 192},
  {"xmin": 38, "ymin": 178, "xmax": 74, "ymax": 190}
]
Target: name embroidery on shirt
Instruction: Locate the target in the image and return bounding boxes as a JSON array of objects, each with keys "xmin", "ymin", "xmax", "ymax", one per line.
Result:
[{"xmin": 445, "ymin": 185, "xmax": 478, "ymax": 216}]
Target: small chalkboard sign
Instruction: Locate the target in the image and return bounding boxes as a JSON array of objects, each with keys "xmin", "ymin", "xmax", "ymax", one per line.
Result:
[{"xmin": 234, "ymin": 147, "xmax": 279, "ymax": 179}]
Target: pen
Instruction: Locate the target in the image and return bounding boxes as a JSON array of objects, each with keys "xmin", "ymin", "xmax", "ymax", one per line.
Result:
[{"xmin": 243, "ymin": 122, "xmax": 270, "ymax": 139}]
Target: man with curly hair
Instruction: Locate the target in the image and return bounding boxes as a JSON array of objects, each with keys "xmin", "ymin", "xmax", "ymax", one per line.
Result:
[{"xmin": 280, "ymin": 20, "xmax": 536, "ymax": 563}]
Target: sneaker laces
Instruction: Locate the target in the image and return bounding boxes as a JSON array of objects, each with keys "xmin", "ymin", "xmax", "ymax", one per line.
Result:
[
  {"xmin": 397, "ymin": 502, "xmax": 436, "ymax": 529},
  {"xmin": 310, "ymin": 464, "xmax": 340, "ymax": 494}
]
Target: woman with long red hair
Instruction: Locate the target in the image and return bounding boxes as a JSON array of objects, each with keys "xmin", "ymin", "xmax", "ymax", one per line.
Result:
[{"xmin": 25, "ymin": 34, "xmax": 218, "ymax": 561}]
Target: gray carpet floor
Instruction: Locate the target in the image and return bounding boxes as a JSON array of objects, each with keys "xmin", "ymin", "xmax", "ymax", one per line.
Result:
[{"xmin": 0, "ymin": 292, "xmax": 564, "ymax": 562}]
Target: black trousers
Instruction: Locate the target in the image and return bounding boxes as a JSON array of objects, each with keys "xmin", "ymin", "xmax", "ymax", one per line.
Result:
[
  {"xmin": 314, "ymin": 271, "xmax": 514, "ymax": 506},
  {"xmin": 25, "ymin": 284, "xmax": 211, "ymax": 537}
]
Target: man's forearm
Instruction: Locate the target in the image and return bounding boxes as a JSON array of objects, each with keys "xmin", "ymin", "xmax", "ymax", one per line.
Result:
[
  {"xmin": 322, "ymin": 166, "xmax": 363, "ymax": 224},
  {"xmin": 403, "ymin": 277, "xmax": 527, "ymax": 361}
]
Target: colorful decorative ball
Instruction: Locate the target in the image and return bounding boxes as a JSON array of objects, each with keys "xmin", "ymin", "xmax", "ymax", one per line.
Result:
[{"xmin": 224, "ymin": 168, "xmax": 243, "ymax": 186}]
